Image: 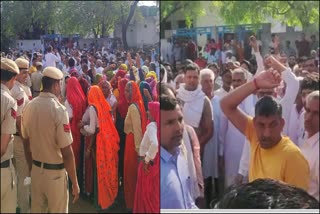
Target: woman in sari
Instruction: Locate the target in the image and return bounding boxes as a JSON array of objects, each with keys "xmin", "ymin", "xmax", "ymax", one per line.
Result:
[
  {"xmin": 115, "ymin": 78, "xmax": 129, "ymax": 195},
  {"xmin": 139, "ymin": 81, "xmax": 153, "ymax": 111},
  {"xmin": 79, "ymin": 85, "xmax": 120, "ymax": 210},
  {"xmin": 123, "ymin": 81, "xmax": 147, "ymax": 211},
  {"xmin": 133, "ymin": 101, "xmax": 160, "ymax": 213},
  {"xmin": 110, "ymin": 69, "xmax": 127, "ymax": 101},
  {"xmin": 65, "ymin": 77, "xmax": 87, "ymax": 171}
]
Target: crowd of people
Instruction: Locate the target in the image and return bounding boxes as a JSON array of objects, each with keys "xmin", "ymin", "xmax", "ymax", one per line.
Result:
[
  {"xmin": 159, "ymin": 33, "xmax": 319, "ymax": 209},
  {"xmin": 1, "ymin": 26, "xmax": 319, "ymax": 212},
  {"xmin": 1, "ymin": 43, "xmax": 161, "ymax": 213}
]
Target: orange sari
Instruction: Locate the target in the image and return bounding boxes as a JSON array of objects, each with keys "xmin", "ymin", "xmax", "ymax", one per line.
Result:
[
  {"xmin": 124, "ymin": 81, "xmax": 147, "ymax": 209},
  {"xmin": 87, "ymin": 86, "xmax": 120, "ymax": 209}
]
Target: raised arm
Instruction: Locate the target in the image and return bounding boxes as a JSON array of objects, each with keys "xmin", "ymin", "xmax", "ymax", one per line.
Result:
[{"xmin": 220, "ymin": 68, "xmax": 281, "ymax": 135}]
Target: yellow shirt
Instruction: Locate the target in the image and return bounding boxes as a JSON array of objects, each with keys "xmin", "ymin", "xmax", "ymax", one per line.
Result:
[
  {"xmin": 245, "ymin": 117, "xmax": 310, "ymax": 191},
  {"xmin": 29, "ymin": 65, "xmax": 37, "ymax": 74}
]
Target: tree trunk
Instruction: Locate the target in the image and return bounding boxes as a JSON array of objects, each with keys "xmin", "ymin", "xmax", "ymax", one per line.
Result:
[
  {"xmin": 93, "ymin": 28, "xmax": 97, "ymax": 39},
  {"xmin": 122, "ymin": 1, "xmax": 139, "ymax": 50}
]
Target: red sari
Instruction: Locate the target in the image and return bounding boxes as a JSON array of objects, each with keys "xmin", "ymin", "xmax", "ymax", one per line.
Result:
[
  {"xmin": 66, "ymin": 77, "xmax": 87, "ymax": 169},
  {"xmin": 124, "ymin": 81, "xmax": 147, "ymax": 209},
  {"xmin": 133, "ymin": 102, "xmax": 160, "ymax": 213}
]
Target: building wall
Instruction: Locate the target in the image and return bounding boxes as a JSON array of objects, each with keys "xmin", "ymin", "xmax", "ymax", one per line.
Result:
[
  {"xmin": 16, "ymin": 40, "xmax": 43, "ymax": 52},
  {"xmin": 128, "ymin": 16, "xmax": 159, "ymax": 48}
]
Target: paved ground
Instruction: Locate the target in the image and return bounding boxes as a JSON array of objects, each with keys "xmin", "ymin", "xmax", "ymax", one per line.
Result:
[{"xmin": 69, "ymin": 187, "xmax": 128, "ymax": 213}]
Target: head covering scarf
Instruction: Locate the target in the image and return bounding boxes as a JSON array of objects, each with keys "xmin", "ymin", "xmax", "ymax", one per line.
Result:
[
  {"xmin": 79, "ymin": 76, "xmax": 90, "ymax": 97},
  {"xmin": 106, "ymin": 70, "xmax": 115, "ymax": 81},
  {"xmin": 127, "ymin": 81, "xmax": 147, "ymax": 134},
  {"xmin": 146, "ymin": 71, "xmax": 158, "ymax": 82},
  {"xmin": 139, "ymin": 81, "xmax": 153, "ymax": 111},
  {"xmin": 119, "ymin": 64, "xmax": 128, "ymax": 72},
  {"xmin": 145, "ymin": 77, "xmax": 157, "ymax": 101},
  {"xmin": 111, "ymin": 69, "xmax": 127, "ymax": 89},
  {"xmin": 141, "ymin": 65, "xmax": 149, "ymax": 75},
  {"xmin": 66, "ymin": 77, "xmax": 87, "ymax": 168},
  {"xmin": 95, "ymin": 73, "xmax": 103, "ymax": 85},
  {"xmin": 118, "ymin": 78, "xmax": 129, "ymax": 118},
  {"xmin": 87, "ymin": 86, "xmax": 120, "ymax": 209}
]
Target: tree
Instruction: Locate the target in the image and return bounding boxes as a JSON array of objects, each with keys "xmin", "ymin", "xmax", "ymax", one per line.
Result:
[
  {"xmin": 121, "ymin": 1, "xmax": 139, "ymax": 49},
  {"xmin": 160, "ymin": 1, "xmax": 206, "ymax": 28},
  {"xmin": 212, "ymin": 1, "xmax": 319, "ymax": 31}
]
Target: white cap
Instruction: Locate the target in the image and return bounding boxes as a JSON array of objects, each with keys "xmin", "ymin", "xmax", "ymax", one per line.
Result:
[{"xmin": 43, "ymin": 67, "xmax": 63, "ymax": 80}]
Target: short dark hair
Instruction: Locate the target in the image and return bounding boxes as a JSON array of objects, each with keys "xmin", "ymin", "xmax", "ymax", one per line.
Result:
[
  {"xmin": 1, "ymin": 69, "xmax": 17, "ymax": 82},
  {"xmin": 301, "ymin": 73, "xmax": 319, "ymax": 92},
  {"xmin": 47, "ymin": 46, "xmax": 53, "ymax": 52},
  {"xmin": 214, "ymin": 178, "xmax": 319, "ymax": 209},
  {"xmin": 160, "ymin": 82, "xmax": 176, "ymax": 97},
  {"xmin": 42, "ymin": 76, "xmax": 59, "ymax": 91},
  {"xmin": 255, "ymin": 96, "xmax": 282, "ymax": 117},
  {"xmin": 68, "ymin": 58, "xmax": 75, "ymax": 67},
  {"xmin": 207, "ymin": 63, "xmax": 220, "ymax": 71},
  {"xmin": 183, "ymin": 63, "xmax": 199, "ymax": 74},
  {"xmin": 160, "ymin": 95, "xmax": 178, "ymax": 111}
]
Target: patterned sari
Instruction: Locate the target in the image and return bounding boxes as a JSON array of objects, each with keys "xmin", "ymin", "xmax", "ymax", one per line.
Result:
[{"xmin": 87, "ymin": 86, "xmax": 120, "ymax": 209}]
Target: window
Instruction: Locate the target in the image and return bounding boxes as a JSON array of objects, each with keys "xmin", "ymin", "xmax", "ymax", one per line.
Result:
[
  {"xmin": 163, "ymin": 22, "xmax": 172, "ymax": 30},
  {"xmin": 177, "ymin": 20, "xmax": 193, "ymax": 29}
]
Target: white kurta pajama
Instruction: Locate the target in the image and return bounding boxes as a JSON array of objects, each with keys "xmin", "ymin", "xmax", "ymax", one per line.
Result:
[{"xmin": 219, "ymin": 95, "xmax": 254, "ymax": 188}]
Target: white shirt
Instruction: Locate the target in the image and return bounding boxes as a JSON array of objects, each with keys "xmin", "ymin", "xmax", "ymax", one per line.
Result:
[
  {"xmin": 80, "ymin": 106, "xmax": 99, "ymax": 136},
  {"xmin": 300, "ymin": 132, "xmax": 319, "ymax": 201},
  {"xmin": 286, "ymin": 104, "xmax": 304, "ymax": 146},
  {"xmin": 45, "ymin": 52, "xmax": 60, "ymax": 67},
  {"xmin": 96, "ymin": 66, "xmax": 103, "ymax": 74},
  {"xmin": 238, "ymin": 139, "xmax": 250, "ymax": 177},
  {"xmin": 139, "ymin": 122, "xmax": 158, "ymax": 163},
  {"xmin": 65, "ymin": 99, "xmax": 73, "ymax": 119},
  {"xmin": 279, "ymin": 68, "xmax": 299, "ymax": 136},
  {"xmin": 215, "ymin": 87, "xmax": 230, "ymax": 98}
]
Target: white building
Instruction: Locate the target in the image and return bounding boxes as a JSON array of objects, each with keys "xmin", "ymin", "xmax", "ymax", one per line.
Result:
[{"xmin": 114, "ymin": 5, "xmax": 159, "ymax": 48}]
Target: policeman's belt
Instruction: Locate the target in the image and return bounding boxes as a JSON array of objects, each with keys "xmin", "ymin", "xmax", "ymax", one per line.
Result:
[
  {"xmin": 33, "ymin": 160, "xmax": 64, "ymax": 170},
  {"xmin": 1, "ymin": 159, "xmax": 12, "ymax": 168}
]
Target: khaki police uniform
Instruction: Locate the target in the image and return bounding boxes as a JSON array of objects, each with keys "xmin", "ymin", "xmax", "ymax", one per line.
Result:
[
  {"xmin": 1, "ymin": 58, "xmax": 19, "ymax": 213},
  {"xmin": 21, "ymin": 67, "xmax": 73, "ymax": 213},
  {"xmin": 10, "ymin": 58, "xmax": 31, "ymax": 213}
]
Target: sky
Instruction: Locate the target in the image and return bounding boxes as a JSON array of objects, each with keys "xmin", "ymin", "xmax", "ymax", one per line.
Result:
[{"xmin": 138, "ymin": 1, "xmax": 157, "ymax": 6}]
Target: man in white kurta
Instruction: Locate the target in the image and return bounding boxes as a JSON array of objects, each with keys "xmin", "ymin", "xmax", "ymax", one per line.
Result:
[
  {"xmin": 219, "ymin": 68, "xmax": 254, "ymax": 189},
  {"xmin": 299, "ymin": 91, "xmax": 319, "ymax": 201}
]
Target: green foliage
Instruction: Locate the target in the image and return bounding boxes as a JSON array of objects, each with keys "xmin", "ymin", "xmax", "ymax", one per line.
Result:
[
  {"xmin": 212, "ymin": 1, "xmax": 319, "ymax": 30},
  {"xmin": 1, "ymin": 0, "xmax": 144, "ymax": 46},
  {"xmin": 161, "ymin": 1, "xmax": 206, "ymax": 28}
]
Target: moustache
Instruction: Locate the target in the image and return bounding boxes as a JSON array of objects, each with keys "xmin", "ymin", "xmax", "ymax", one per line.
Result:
[{"xmin": 261, "ymin": 137, "xmax": 272, "ymax": 142}]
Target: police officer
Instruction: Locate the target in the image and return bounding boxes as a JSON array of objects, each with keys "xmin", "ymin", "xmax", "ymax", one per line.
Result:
[
  {"xmin": 1, "ymin": 58, "xmax": 19, "ymax": 213},
  {"xmin": 10, "ymin": 57, "xmax": 32, "ymax": 213},
  {"xmin": 21, "ymin": 66, "xmax": 80, "ymax": 213}
]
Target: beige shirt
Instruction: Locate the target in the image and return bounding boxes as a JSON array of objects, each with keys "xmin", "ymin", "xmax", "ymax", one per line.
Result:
[
  {"xmin": 21, "ymin": 92, "xmax": 73, "ymax": 164},
  {"xmin": 300, "ymin": 132, "xmax": 319, "ymax": 200},
  {"xmin": 124, "ymin": 104, "xmax": 143, "ymax": 153},
  {"xmin": 1, "ymin": 84, "xmax": 17, "ymax": 162},
  {"xmin": 10, "ymin": 81, "xmax": 29, "ymax": 117},
  {"xmin": 139, "ymin": 122, "xmax": 158, "ymax": 162},
  {"xmin": 31, "ymin": 71, "xmax": 43, "ymax": 92}
]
